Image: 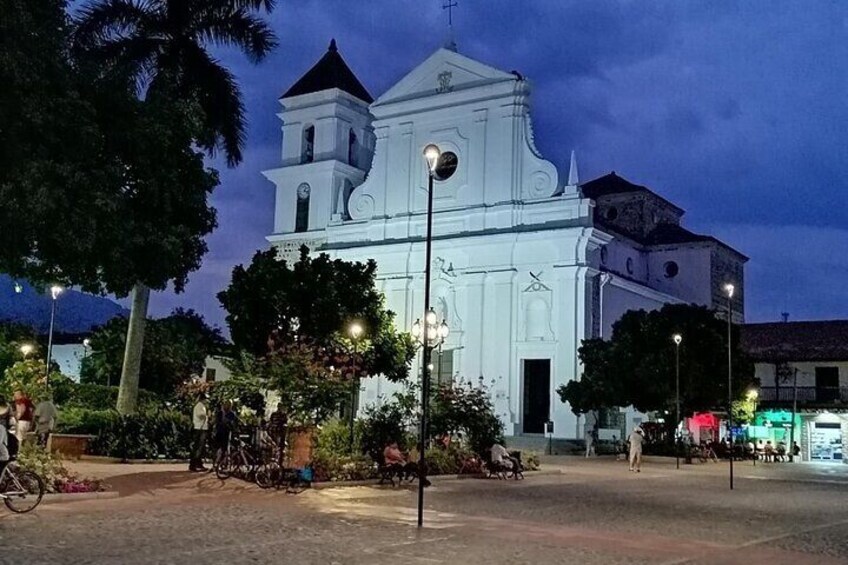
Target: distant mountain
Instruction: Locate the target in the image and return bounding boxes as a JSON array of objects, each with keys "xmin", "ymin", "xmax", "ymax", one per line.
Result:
[{"xmin": 0, "ymin": 275, "xmax": 128, "ymax": 334}]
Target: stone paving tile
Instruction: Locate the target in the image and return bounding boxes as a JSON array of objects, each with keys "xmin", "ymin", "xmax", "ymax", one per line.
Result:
[{"xmin": 1, "ymin": 458, "xmax": 847, "ymax": 564}]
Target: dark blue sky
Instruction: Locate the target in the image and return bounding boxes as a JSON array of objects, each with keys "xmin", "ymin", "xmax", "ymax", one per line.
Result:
[{"xmin": 139, "ymin": 0, "xmax": 848, "ymax": 331}]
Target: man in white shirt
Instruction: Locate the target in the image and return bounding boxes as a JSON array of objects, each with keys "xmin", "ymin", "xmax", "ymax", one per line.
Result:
[
  {"xmin": 628, "ymin": 427, "xmax": 645, "ymax": 472},
  {"xmin": 189, "ymin": 394, "xmax": 209, "ymax": 472}
]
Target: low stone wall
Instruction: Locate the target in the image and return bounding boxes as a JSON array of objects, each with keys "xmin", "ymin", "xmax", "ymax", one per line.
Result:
[{"xmin": 49, "ymin": 434, "xmax": 95, "ymax": 460}]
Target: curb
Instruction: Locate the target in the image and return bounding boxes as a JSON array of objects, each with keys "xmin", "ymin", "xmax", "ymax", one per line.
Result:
[
  {"xmin": 78, "ymin": 456, "xmax": 189, "ymax": 465},
  {"xmin": 40, "ymin": 491, "xmax": 120, "ymax": 505},
  {"xmin": 311, "ymin": 469, "xmax": 559, "ymax": 489}
]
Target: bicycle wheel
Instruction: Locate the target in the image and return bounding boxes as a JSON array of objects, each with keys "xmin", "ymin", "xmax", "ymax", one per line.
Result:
[
  {"xmin": 3, "ymin": 470, "xmax": 45, "ymax": 514},
  {"xmin": 214, "ymin": 450, "xmax": 232, "ymax": 480},
  {"xmin": 255, "ymin": 463, "xmax": 276, "ymax": 489}
]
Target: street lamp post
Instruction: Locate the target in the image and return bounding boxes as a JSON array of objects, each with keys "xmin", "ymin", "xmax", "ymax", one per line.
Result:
[
  {"xmin": 410, "ymin": 310, "xmax": 449, "ymax": 528},
  {"xmin": 46, "ymin": 285, "xmax": 63, "ymax": 382},
  {"xmin": 348, "ymin": 322, "xmax": 364, "ymax": 454},
  {"xmin": 413, "ymin": 143, "xmax": 441, "ymax": 528},
  {"xmin": 724, "ymin": 282, "xmax": 735, "ymax": 490},
  {"xmin": 673, "ymin": 333, "xmax": 682, "ymax": 470}
]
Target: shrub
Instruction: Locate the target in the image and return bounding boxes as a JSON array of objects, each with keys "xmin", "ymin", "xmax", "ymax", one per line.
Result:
[
  {"xmin": 359, "ymin": 388, "xmax": 417, "ymax": 461},
  {"xmin": 16, "ymin": 443, "xmax": 102, "ymax": 494},
  {"xmin": 521, "ymin": 450, "xmax": 540, "ymax": 471},
  {"xmin": 311, "ymin": 452, "xmax": 375, "ymax": 482},
  {"xmin": 314, "ymin": 418, "xmax": 362, "ymax": 460},
  {"xmin": 87, "ymin": 410, "xmax": 193, "ymax": 460},
  {"xmin": 55, "ymin": 407, "xmax": 119, "ymax": 435},
  {"xmin": 430, "ymin": 382, "xmax": 504, "ymax": 456}
]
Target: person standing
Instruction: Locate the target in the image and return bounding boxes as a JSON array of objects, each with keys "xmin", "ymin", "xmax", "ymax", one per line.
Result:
[
  {"xmin": 33, "ymin": 394, "xmax": 59, "ymax": 448},
  {"xmin": 267, "ymin": 403, "xmax": 288, "ymax": 464},
  {"xmin": 189, "ymin": 393, "xmax": 209, "ymax": 472},
  {"xmin": 13, "ymin": 390, "xmax": 34, "ymax": 443},
  {"xmin": 585, "ymin": 428, "xmax": 597, "ymax": 457},
  {"xmin": 628, "ymin": 427, "xmax": 645, "ymax": 472}
]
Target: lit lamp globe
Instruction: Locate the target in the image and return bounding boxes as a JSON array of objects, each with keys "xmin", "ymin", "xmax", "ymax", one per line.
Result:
[
  {"xmin": 423, "ymin": 144, "xmax": 441, "ymax": 172},
  {"xmin": 20, "ymin": 344, "xmax": 34, "ymax": 357},
  {"xmin": 724, "ymin": 283, "xmax": 735, "ymax": 298},
  {"xmin": 349, "ymin": 322, "xmax": 363, "ymax": 340},
  {"xmin": 411, "ymin": 319, "xmax": 422, "ymax": 339},
  {"xmin": 673, "ymin": 334, "xmax": 682, "ymax": 345}
]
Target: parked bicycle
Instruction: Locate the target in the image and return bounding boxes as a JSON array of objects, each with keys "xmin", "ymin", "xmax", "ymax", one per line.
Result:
[
  {"xmin": 0, "ymin": 462, "xmax": 45, "ymax": 513},
  {"xmin": 214, "ymin": 434, "xmax": 260, "ymax": 481}
]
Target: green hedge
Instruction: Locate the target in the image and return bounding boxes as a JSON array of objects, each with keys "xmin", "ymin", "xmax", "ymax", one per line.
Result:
[{"xmin": 55, "ymin": 407, "xmax": 192, "ymax": 460}]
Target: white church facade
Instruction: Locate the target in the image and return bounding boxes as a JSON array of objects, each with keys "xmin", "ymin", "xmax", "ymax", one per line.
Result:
[{"xmin": 264, "ymin": 40, "xmax": 747, "ymax": 440}]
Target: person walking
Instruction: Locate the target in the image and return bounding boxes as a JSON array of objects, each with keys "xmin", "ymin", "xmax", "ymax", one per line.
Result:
[
  {"xmin": 13, "ymin": 390, "xmax": 34, "ymax": 443},
  {"xmin": 585, "ymin": 428, "xmax": 596, "ymax": 458},
  {"xmin": 628, "ymin": 427, "xmax": 645, "ymax": 472},
  {"xmin": 33, "ymin": 394, "xmax": 59, "ymax": 448},
  {"xmin": 189, "ymin": 393, "xmax": 209, "ymax": 472}
]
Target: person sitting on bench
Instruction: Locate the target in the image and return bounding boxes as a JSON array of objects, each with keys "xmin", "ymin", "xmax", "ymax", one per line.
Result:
[
  {"xmin": 490, "ymin": 443, "xmax": 521, "ymax": 476},
  {"xmin": 383, "ymin": 442, "xmax": 430, "ymax": 486}
]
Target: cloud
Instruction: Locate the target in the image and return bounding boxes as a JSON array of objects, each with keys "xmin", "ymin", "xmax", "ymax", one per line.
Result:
[
  {"xmin": 154, "ymin": 1, "xmax": 848, "ymax": 329},
  {"xmin": 705, "ymin": 223, "xmax": 848, "ymax": 322}
]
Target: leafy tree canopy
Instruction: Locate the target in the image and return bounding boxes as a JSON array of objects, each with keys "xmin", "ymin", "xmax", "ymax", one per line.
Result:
[
  {"xmin": 0, "ymin": 0, "xmax": 220, "ymax": 296},
  {"xmin": 0, "ymin": 322, "xmax": 37, "ymax": 379},
  {"xmin": 219, "ymin": 247, "xmax": 417, "ymax": 382},
  {"xmin": 81, "ymin": 309, "xmax": 226, "ymax": 396},
  {"xmin": 558, "ymin": 304, "xmax": 756, "ymax": 420}
]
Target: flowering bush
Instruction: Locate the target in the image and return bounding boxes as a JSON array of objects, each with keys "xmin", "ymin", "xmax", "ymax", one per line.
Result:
[
  {"xmin": 16, "ymin": 443, "xmax": 102, "ymax": 494},
  {"xmin": 430, "ymin": 381, "xmax": 504, "ymax": 456}
]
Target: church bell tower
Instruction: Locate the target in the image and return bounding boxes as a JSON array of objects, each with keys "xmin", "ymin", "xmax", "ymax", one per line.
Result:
[{"xmin": 264, "ymin": 39, "xmax": 374, "ymax": 261}]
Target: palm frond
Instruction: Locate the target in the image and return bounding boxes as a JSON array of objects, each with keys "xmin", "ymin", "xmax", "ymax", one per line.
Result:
[
  {"xmin": 195, "ymin": 8, "xmax": 277, "ymax": 63},
  {"xmin": 72, "ymin": 0, "xmax": 153, "ymax": 48},
  {"xmin": 181, "ymin": 44, "xmax": 246, "ymax": 166}
]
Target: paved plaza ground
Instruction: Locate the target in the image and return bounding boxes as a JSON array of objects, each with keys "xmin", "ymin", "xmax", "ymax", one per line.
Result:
[{"xmin": 1, "ymin": 456, "xmax": 847, "ymax": 564}]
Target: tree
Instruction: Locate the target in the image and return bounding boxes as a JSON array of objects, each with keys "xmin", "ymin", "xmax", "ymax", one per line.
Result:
[
  {"xmin": 218, "ymin": 247, "xmax": 417, "ymax": 421},
  {"xmin": 72, "ymin": 0, "xmax": 277, "ymax": 414},
  {"xmin": 0, "ymin": 322, "xmax": 37, "ymax": 380},
  {"xmin": 558, "ymin": 304, "xmax": 756, "ymax": 430},
  {"xmin": 81, "ymin": 309, "xmax": 226, "ymax": 397}
]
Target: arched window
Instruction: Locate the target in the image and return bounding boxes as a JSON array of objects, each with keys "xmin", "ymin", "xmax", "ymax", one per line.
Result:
[
  {"xmin": 295, "ymin": 183, "xmax": 310, "ymax": 232},
  {"xmin": 348, "ymin": 129, "xmax": 357, "ymax": 167},
  {"xmin": 302, "ymin": 125, "xmax": 315, "ymax": 164}
]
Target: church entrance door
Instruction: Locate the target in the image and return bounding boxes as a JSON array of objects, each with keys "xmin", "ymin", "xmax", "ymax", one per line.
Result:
[{"xmin": 522, "ymin": 359, "xmax": 551, "ymax": 435}]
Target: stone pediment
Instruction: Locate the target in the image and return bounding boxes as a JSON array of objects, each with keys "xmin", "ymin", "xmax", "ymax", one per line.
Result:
[{"xmin": 372, "ymin": 48, "xmax": 516, "ymax": 107}]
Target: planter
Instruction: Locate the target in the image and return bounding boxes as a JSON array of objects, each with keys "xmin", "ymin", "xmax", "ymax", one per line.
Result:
[
  {"xmin": 49, "ymin": 434, "xmax": 96, "ymax": 460},
  {"xmin": 287, "ymin": 428, "xmax": 315, "ymax": 468}
]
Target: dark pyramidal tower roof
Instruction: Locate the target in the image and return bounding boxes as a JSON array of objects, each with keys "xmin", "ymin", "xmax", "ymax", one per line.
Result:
[{"xmin": 282, "ymin": 39, "xmax": 374, "ymax": 103}]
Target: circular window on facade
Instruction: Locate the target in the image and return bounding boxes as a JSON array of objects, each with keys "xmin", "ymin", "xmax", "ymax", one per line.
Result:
[
  {"xmin": 606, "ymin": 207, "xmax": 619, "ymax": 221},
  {"xmin": 600, "ymin": 247, "xmax": 608, "ymax": 265},
  {"xmin": 626, "ymin": 257, "xmax": 634, "ymax": 275},
  {"xmin": 664, "ymin": 261, "xmax": 679, "ymax": 278},
  {"xmin": 434, "ymin": 151, "xmax": 458, "ymax": 181}
]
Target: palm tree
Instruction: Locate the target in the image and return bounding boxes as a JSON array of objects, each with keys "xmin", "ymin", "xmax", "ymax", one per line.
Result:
[{"xmin": 74, "ymin": 0, "xmax": 277, "ymax": 414}]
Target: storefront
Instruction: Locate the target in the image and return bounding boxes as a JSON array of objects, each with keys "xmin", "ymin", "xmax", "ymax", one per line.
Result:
[
  {"xmin": 748, "ymin": 409, "xmax": 800, "ymax": 446},
  {"xmin": 803, "ymin": 412, "xmax": 846, "ymax": 463}
]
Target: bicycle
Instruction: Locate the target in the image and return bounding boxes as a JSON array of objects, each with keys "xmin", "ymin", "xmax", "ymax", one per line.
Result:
[
  {"xmin": 0, "ymin": 461, "xmax": 45, "ymax": 514},
  {"xmin": 214, "ymin": 434, "xmax": 259, "ymax": 481},
  {"xmin": 254, "ymin": 443, "xmax": 310, "ymax": 494}
]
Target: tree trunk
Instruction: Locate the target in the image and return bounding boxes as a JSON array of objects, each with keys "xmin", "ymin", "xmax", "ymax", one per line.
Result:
[{"xmin": 116, "ymin": 283, "xmax": 150, "ymax": 415}]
